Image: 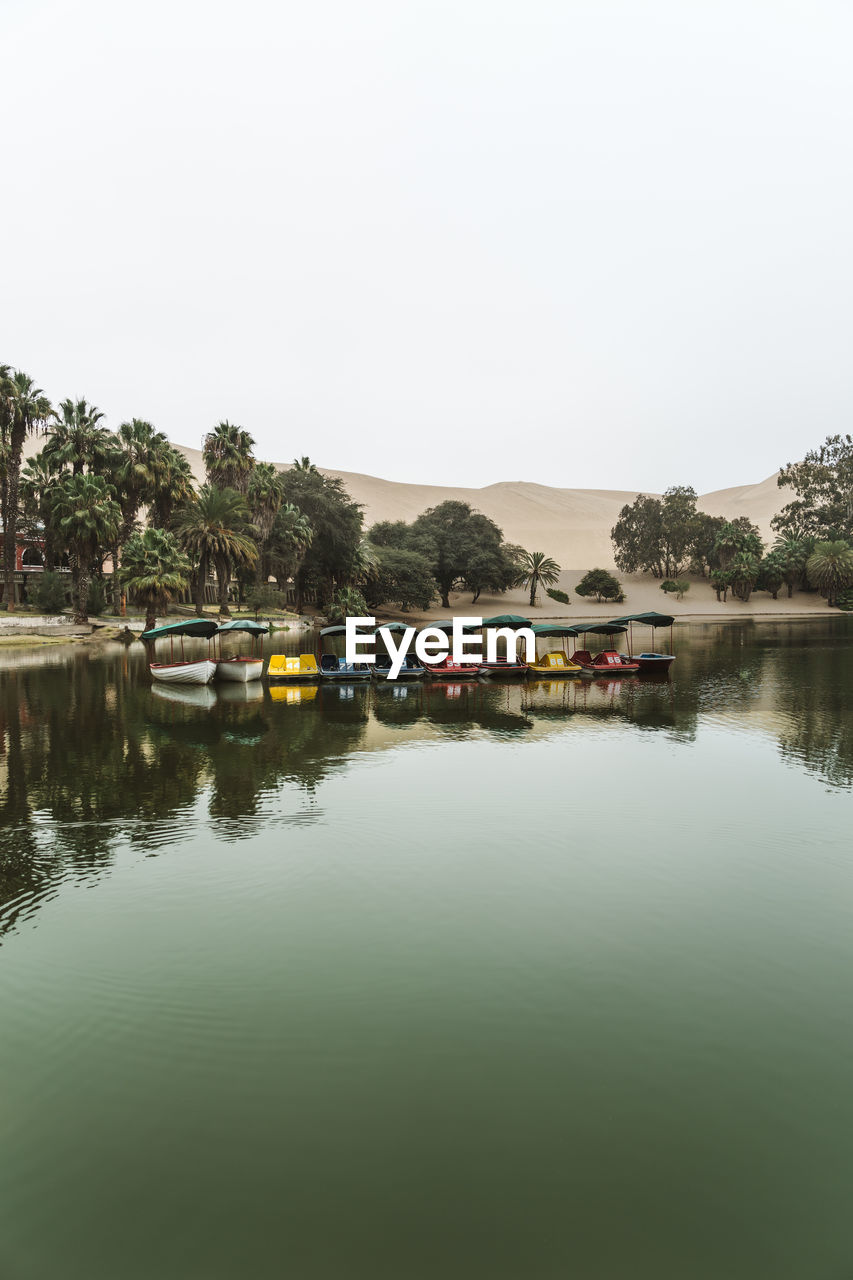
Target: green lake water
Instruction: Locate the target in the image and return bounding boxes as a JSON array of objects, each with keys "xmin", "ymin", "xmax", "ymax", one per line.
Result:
[{"xmin": 1, "ymin": 618, "xmax": 851, "ymax": 1279}]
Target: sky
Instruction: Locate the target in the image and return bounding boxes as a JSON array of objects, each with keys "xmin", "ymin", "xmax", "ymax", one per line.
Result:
[{"xmin": 3, "ymin": 0, "xmax": 852, "ymax": 494}]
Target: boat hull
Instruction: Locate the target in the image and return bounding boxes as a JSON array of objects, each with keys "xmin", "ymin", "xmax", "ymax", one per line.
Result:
[
  {"xmin": 477, "ymin": 661, "xmax": 530, "ymax": 678},
  {"xmin": 216, "ymin": 658, "xmax": 264, "ymax": 683},
  {"xmin": 150, "ymin": 659, "xmax": 217, "ymax": 685},
  {"xmin": 632, "ymin": 652, "xmax": 676, "ymax": 673},
  {"xmin": 426, "ymin": 663, "xmax": 481, "ymax": 679},
  {"xmin": 320, "ymin": 664, "xmax": 372, "ymax": 681}
]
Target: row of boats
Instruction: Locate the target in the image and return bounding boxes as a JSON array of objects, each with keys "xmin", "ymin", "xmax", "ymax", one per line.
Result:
[{"xmin": 141, "ymin": 613, "xmax": 676, "ymax": 685}]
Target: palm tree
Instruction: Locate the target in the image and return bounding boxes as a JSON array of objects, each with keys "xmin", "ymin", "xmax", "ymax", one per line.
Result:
[
  {"xmin": 149, "ymin": 444, "xmax": 195, "ymax": 529},
  {"xmin": 121, "ymin": 528, "xmax": 191, "ymax": 631},
  {"xmin": 202, "ymin": 421, "xmax": 255, "ymax": 495},
  {"xmin": 107, "ymin": 419, "xmax": 169, "ymax": 614},
  {"xmin": 729, "ymin": 550, "xmax": 760, "ymax": 602},
  {"xmin": 806, "ymin": 540, "xmax": 853, "ymax": 606},
  {"xmin": 773, "ymin": 535, "xmax": 810, "ymax": 598},
  {"xmin": 173, "ymin": 485, "xmax": 258, "ymax": 616},
  {"xmin": 248, "ymin": 461, "xmax": 284, "ymax": 579},
  {"xmin": 1, "ymin": 371, "xmax": 52, "ymax": 610},
  {"xmin": 43, "ymin": 397, "xmax": 113, "ymax": 476},
  {"xmin": 268, "ymin": 502, "xmax": 313, "ymax": 607},
  {"xmin": 20, "ymin": 452, "xmax": 58, "ymax": 571},
  {"xmin": 517, "ymin": 550, "xmax": 560, "ymax": 607},
  {"xmin": 50, "ymin": 473, "xmax": 121, "ymax": 623}
]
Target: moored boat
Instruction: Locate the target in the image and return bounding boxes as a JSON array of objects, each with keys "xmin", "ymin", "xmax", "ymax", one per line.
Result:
[
  {"xmin": 475, "ymin": 614, "xmax": 531, "ymax": 677},
  {"xmin": 318, "ymin": 625, "xmax": 372, "ymax": 680},
  {"xmin": 424, "ymin": 656, "xmax": 481, "ymax": 679},
  {"xmin": 214, "ymin": 619, "xmax": 268, "ymax": 682},
  {"xmin": 568, "ymin": 623, "xmax": 640, "ymax": 676},
  {"xmin": 141, "ymin": 618, "xmax": 219, "ymax": 685},
  {"xmin": 267, "ymin": 653, "xmax": 321, "ymax": 682},
  {"xmin": 527, "ymin": 624, "xmax": 584, "ymax": 678},
  {"xmin": 372, "ymin": 622, "xmax": 426, "ymax": 680},
  {"xmin": 607, "ymin": 611, "xmax": 676, "ymax": 674}
]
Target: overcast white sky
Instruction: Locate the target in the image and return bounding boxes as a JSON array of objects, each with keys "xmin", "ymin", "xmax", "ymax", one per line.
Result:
[{"xmin": 3, "ymin": 1, "xmax": 851, "ymax": 492}]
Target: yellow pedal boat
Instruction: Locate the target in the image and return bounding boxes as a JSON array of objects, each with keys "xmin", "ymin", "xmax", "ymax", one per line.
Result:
[
  {"xmin": 267, "ymin": 653, "xmax": 321, "ymax": 682},
  {"xmin": 528, "ymin": 625, "xmax": 584, "ymax": 677}
]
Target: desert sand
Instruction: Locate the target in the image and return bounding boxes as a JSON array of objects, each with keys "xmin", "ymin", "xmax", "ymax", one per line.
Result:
[
  {"xmin": 170, "ymin": 443, "xmax": 833, "ymax": 623},
  {"xmin": 173, "ymin": 443, "xmax": 787, "ymax": 570}
]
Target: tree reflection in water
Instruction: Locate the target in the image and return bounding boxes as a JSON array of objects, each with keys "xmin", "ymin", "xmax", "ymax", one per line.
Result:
[{"xmin": 0, "ymin": 619, "xmax": 851, "ymax": 939}]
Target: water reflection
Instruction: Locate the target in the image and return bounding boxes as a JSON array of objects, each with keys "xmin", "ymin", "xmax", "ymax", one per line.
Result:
[{"xmin": 0, "ymin": 619, "xmax": 851, "ymax": 941}]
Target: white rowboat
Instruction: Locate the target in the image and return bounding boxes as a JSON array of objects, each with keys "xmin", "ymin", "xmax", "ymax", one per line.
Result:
[
  {"xmin": 216, "ymin": 657, "xmax": 264, "ymax": 683},
  {"xmin": 150, "ymin": 659, "xmax": 217, "ymax": 685}
]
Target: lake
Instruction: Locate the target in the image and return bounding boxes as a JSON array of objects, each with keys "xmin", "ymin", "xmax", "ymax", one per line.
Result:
[{"xmin": 1, "ymin": 618, "xmax": 851, "ymax": 1279}]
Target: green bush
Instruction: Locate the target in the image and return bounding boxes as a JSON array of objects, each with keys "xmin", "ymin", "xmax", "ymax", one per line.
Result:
[
  {"xmin": 575, "ymin": 568, "xmax": 623, "ymax": 603},
  {"xmin": 546, "ymin": 587, "xmax": 570, "ymax": 606},
  {"xmin": 661, "ymin": 579, "xmax": 690, "ymax": 599},
  {"xmin": 86, "ymin": 577, "xmax": 108, "ymax": 617},
  {"xmin": 28, "ymin": 571, "xmax": 68, "ymax": 615},
  {"xmin": 837, "ymin": 587, "xmax": 853, "ymax": 611},
  {"xmin": 326, "ymin": 587, "xmax": 369, "ymax": 625},
  {"xmin": 247, "ymin": 584, "xmax": 288, "ymax": 615}
]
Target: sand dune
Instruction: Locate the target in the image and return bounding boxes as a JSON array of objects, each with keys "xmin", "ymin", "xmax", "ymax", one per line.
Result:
[{"xmin": 175, "ymin": 443, "xmax": 786, "ymax": 568}]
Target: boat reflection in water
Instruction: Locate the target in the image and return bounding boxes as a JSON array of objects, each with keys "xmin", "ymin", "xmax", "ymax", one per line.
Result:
[{"xmin": 151, "ymin": 682, "xmax": 218, "ymax": 710}]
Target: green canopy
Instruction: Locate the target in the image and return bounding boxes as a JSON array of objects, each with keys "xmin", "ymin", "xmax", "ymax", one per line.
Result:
[
  {"xmin": 216, "ymin": 619, "xmax": 269, "ymax": 636},
  {"xmin": 607, "ymin": 612, "xmax": 674, "ymax": 628},
  {"xmin": 372, "ymin": 621, "xmax": 413, "ymax": 634},
  {"xmin": 319, "ymin": 624, "xmax": 348, "ymax": 637},
  {"xmin": 141, "ymin": 618, "xmax": 218, "ymax": 642},
  {"xmin": 531, "ymin": 623, "xmax": 577, "ymax": 637},
  {"xmin": 569, "ymin": 621, "xmax": 628, "ymax": 637},
  {"xmin": 479, "ymin": 614, "xmax": 531, "ymax": 627}
]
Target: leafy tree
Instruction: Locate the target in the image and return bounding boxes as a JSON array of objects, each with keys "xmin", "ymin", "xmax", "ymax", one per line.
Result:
[
  {"xmin": 50, "ymin": 473, "xmax": 121, "ymax": 623},
  {"xmin": 611, "ymin": 487, "xmax": 702, "ymax": 578},
  {"xmin": 366, "ymin": 520, "xmax": 411, "ymax": 548},
  {"xmin": 121, "ymin": 528, "xmax": 191, "ymax": 631},
  {"xmin": 1, "ymin": 370, "xmax": 52, "ymax": 610},
  {"xmin": 773, "ymin": 434, "xmax": 853, "ymax": 540},
  {"xmin": 661, "ymin": 579, "xmax": 689, "ymax": 599},
  {"xmin": 517, "ymin": 550, "xmax": 561, "ymax": 607},
  {"xmin": 690, "ymin": 513, "xmax": 727, "ymax": 575},
  {"xmin": 280, "ymin": 460, "xmax": 363, "ymax": 610},
  {"xmin": 660, "ymin": 486, "xmax": 700, "ymax": 577},
  {"xmin": 363, "ymin": 545, "xmax": 437, "ymax": 611},
  {"xmin": 173, "ymin": 485, "xmax": 258, "ymax": 616},
  {"xmin": 806, "ymin": 540, "xmax": 853, "ymax": 606},
  {"xmin": 202, "ymin": 421, "xmax": 255, "ymax": 494},
  {"xmin": 837, "ymin": 586, "xmax": 853, "ymax": 612},
  {"xmin": 409, "ymin": 501, "xmax": 505, "ymax": 609},
  {"xmin": 575, "ymin": 568, "xmax": 624, "ymax": 603},
  {"xmin": 611, "ymin": 494, "xmax": 665, "ymax": 577}
]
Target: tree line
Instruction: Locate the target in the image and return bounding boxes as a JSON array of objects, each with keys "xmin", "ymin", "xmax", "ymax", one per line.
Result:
[
  {"xmin": 610, "ymin": 435, "xmax": 853, "ymax": 608},
  {"xmin": 0, "ymin": 365, "xmax": 563, "ymax": 626}
]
